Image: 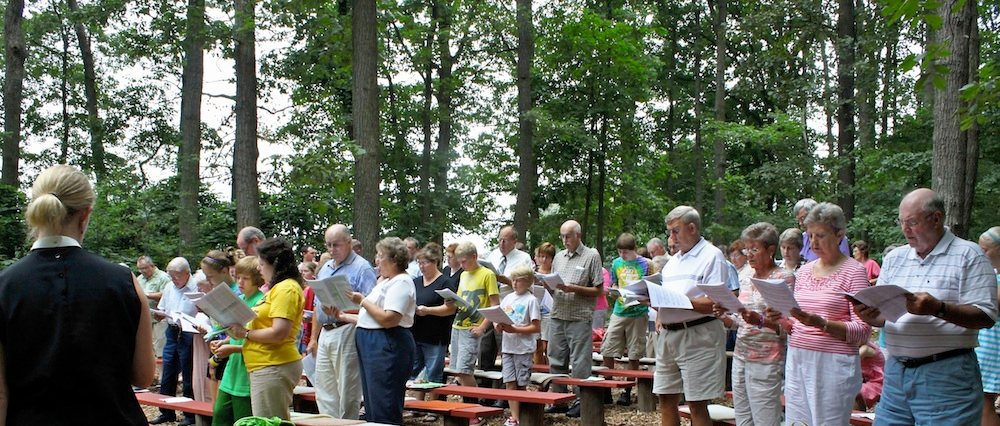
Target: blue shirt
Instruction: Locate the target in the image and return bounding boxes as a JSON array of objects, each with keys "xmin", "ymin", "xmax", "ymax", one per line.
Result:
[
  {"xmin": 724, "ymin": 261, "xmax": 741, "ymax": 291},
  {"xmin": 314, "ymin": 252, "xmax": 377, "ymax": 325}
]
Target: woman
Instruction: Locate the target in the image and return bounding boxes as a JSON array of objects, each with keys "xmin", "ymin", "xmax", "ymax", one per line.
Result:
[
  {"xmin": 412, "ymin": 243, "xmax": 457, "ymax": 409},
  {"xmin": 298, "ymin": 261, "xmax": 318, "ymax": 353},
  {"xmin": 728, "ymin": 239, "xmax": 752, "ymax": 279},
  {"xmin": 195, "ymin": 249, "xmax": 240, "ymax": 403},
  {"xmin": 977, "ymin": 226, "xmax": 1000, "ymax": 426},
  {"xmin": 778, "ymin": 228, "xmax": 803, "ymax": 271},
  {"xmin": 339, "ymin": 237, "xmax": 416, "ymax": 425},
  {"xmin": 0, "ymin": 165, "xmax": 154, "ymax": 424},
  {"xmin": 851, "ymin": 240, "xmax": 881, "ymax": 285},
  {"xmin": 533, "ymin": 242, "xmax": 557, "ymax": 364},
  {"xmin": 211, "ymin": 256, "xmax": 267, "ymax": 425},
  {"xmin": 765, "ymin": 203, "xmax": 871, "ymax": 425},
  {"xmin": 442, "ymin": 242, "xmax": 464, "ymax": 289},
  {"xmin": 715, "ymin": 223, "xmax": 792, "ymax": 426},
  {"xmin": 227, "ymin": 238, "xmax": 305, "ymax": 419}
]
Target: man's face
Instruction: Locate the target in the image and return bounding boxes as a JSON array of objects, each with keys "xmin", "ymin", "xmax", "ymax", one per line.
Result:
[
  {"xmin": 498, "ymin": 229, "xmax": 517, "ymax": 255},
  {"xmin": 304, "ymin": 247, "xmax": 318, "ymax": 262},
  {"xmin": 325, "ymin": 232, "xmax": 352, "ymax": 264},
  {"xmin": 238, "ymin": 236, "xmax": 259, "ymax": 256},
  {"xmin": 137, "ymin": 262, "xmax": 155, "ymax": 279},
  {"xmin": 167, "ymin": 270, "xmax": 190, "ymax": 288},
  {"xmin": 560, "ymin": 229, "xmax": 581, "ymax": 252},
  {"xmin": 666, "ymin": 219, "xmax": 699, "ymax": 254},
  {"xmin": 898, "ymin": 203, "xmax": 941, "ymax": 255},
  {"xmin": 796, "ymin": 209, "xmax": 808, "ymax": 229},
  {"xmin": 646, "ymin": 242, "xmax": 664, "ymax": 257},
  {"xmin": 406, "ymin": 241, "xmax": 418, "ymax": 256},
  {"xmin": 457, "ymin": 255, "xmax": 478, "ymax": 271}
]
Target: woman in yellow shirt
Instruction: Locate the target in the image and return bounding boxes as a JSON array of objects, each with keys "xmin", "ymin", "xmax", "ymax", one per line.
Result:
[{"xmin": 228, "ymin": 238, "xmax": 304, "ymax": 419}]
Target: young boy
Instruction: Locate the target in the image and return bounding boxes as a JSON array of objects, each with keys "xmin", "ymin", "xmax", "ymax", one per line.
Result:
[{"xmin": 496, "ymin": 265, "xmax": 542, "ymax": 426}]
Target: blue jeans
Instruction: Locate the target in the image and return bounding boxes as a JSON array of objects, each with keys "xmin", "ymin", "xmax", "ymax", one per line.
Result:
[
  {"xmin": 875, "ymin": 350, "xmax": 982, "ymax": 425},
  {"xmin": 410, "ymin": 341, "xmax": 447, "ymax": 383},
  {"xmin": 159, "ymin": 325, "xmax": 194, "ymax": 421},
  {"xmin": 356, "ymin": 327, "xmax": 415, "ymax": 425}
]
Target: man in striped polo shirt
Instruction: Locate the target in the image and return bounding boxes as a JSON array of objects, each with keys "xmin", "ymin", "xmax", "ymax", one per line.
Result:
[{"xmin": 856, "ymin": 188, "xmax": 997, "ymax": 425}]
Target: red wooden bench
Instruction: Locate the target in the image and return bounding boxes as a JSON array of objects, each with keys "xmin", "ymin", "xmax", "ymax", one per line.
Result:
[
  {"xmin": 404, "ymin": 399, "xmax": 504, "ymax": 426},
  {"xmin": 549, "ymin": 377, "xmax": 634, "ymax": 426},
  {"xmin": 593, "ymin": 368, "xmax": 656, "ymax": 411},
  {"xmin": 430, "ymin": 385, "xmax": 575, "ymax": 426},
  {"xmin": 135, "ymin": 391, "xmax": 213, "ymax": 425}
]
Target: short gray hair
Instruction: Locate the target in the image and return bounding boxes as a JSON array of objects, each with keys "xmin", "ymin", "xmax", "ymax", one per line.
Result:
[
  {"xmin": 377, "ymin": 237, "xmax": 411, "ymax": 272},
  {"xmin": 793, "ymin": 198, "xmax": 818, "ymax": 216},
  {"xmin": 779, "ymin": 228, "xmax": 803, "ymax": 249},
  {"xmin": 920, "ymin": 194, "xmax": 946, "ymax": 215},
  {"xmin": 239, "ymin": 226, "xmax": 265, "ymax": 242},
  {"xmin": 166, "ymin": 257, "xmax": 191, "ymax": 273},
  {"xmin": 803, "ymin": 202, "xmax": 847, "ymax": 233},
  {"xmin": 665, "ymin": 206, "xmax": 701, "ymax": 230},
  {"xmin": 647, "ymin": 238, "xmax": 665, "ymax": 250},
  {"xmin": 136, "ymin": 255, "xmax": 155, "ymax": 267},
  {"xmin": 741, "ymin": 222, "xmax": 779, "ymax": 248}
]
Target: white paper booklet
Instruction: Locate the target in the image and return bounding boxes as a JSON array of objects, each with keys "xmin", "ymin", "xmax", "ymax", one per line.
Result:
[
  {"xmin": 308, "ymin": 275, "xmax": 360, "ymax": 311},
  {"xmin": 620, "ymin": 280, "xmax": 691, "ymax": 309},
  {"xmin": 750, "ymin": 277, "xmax": 799, "ymax": 317},
  {"xmin": 477, "ymin": 305, "xmax": 514, "ymax": 325},
  {"xmin": 841, "ymin": 284, "xmax": 911, "ymax": 322},
  {"xmin": 642, "ymin": 273, "xmax": 662, "ymax": 285},
  {"xmin": 178, "ymin": 312, "xmax": 214, "ymax": 334},
  {"xmin": 534, "ymin": 272, "xmax": 565, "ymax": 291},
  {"xmin": 435, "ymin": 288, "xmax": 473, "ymax": 311},
  {"xmin": 697, "ymin": 282, "xmax": 745, "ymax": 313},
  {"xmin": 184, "ymin": 292, "xmax": 205, "ymax": 301},
  {"xmin": 194, "ymin": 284, "xmax": 257, "ymax": 327},
  {"xmin": 150, "ymin": 309, "xmax": 176, "ymax": 322}
]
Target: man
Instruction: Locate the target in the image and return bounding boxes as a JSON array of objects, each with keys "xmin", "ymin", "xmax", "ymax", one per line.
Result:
[
  {"xmin": 307, "ymin": 224, "xmax": 377, "ymax": 420},
  {"xmin": 855, "ymin": 189, "xmax": 996, "ymax": 425},
  {"xmin": 793, "ymin": 198, "xmax": 849, "ymax": 262},
  {"xmin": 137, "ymin": 256, "xmax": 171, "ymax": 358},
  {"xmin": 351, "ymin": 239, "xmax": 363, "ymax": 256},
  {"xmin": 404, "ymin": 237, "xmax": 421, "ymax": 278},
  {"xmin": 646, "ymin": 237, "xmax": 671, "ymax": 272},
  {"xmin": 236, "ymin": 226, "xmax": 265, "ymax": 256},
  {"xmin": 655, "ymin": 206, "xmax": 728, "ymax": 426},
  {"xmin": 301, "ymin": 245, "xmax": 318, "ymax": 262},
  {"xmin": 602, "ymin": 233, "xmax": 650, "ymax": 406},
  {"xmin": 547, "ymin": 220, "xmax": 603, "ymax": 417},
  {"xmin": 149, "ymin": 257, "xmax": 199, "ymax": 426}
]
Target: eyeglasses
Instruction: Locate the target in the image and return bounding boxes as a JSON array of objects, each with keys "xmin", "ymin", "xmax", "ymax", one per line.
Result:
[
  {"xmin": 739, "ymin": 248, "xmax": 761, "ymax": 256},
  {"xmin": 895, "ymin": 215, "xmax": 929, "ymax": 228}
]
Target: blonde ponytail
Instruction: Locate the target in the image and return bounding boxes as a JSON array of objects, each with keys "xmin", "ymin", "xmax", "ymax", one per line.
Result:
[{"xmin": 24, "ymin": 165, "xmax": 95, "ymax": 237}]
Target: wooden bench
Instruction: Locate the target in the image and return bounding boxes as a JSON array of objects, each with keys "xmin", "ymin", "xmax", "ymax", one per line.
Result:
[
  {"xmin": 593, "ymin": 368, "xmax": 656, "ymax": 411},
  {"xmin": 549, "ymin": 377, "xmax": 634, "ymax": 426},
  {"xmin": 404, "ymin": 399, "xmax": 504, "ymax": 426},
  {"xmin": 430, "ymin": 385, "xmax": 575, "ymax": 426},
  {"xmin": 135, "ymin": 391, "xmax": 213, "ymax": 426}
]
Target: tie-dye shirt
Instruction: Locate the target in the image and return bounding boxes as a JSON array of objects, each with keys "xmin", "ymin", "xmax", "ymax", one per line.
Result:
[{"xmin": 610, "ymin": 256, "xmax": 650, "ymax": 318}]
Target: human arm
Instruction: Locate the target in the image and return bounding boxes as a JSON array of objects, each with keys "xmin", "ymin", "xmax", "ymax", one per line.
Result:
[
  {"xmin": 419, "ymin": 302, "xmax": 458, "ymax": 317},
  {"xmin": 0, "ymin": 340, "xmax": 8, "ymax": 423},
  {"xmin": 306, "ymin": 302, "xmax": 321, "ymax": 355},
  {"xmin": 498, "ymin": 319, "xmax": 541, "ymax": 334},
  {"xmin": 131, "ymin": 275, "xmax": 156, "ymax": 388},
  {"xmin": 348, "ymin": 290, "xmax": 403, "ymax": 328},
  {"xmin": 906, "ymin": 292, "xmax": 996, "ymax": 329},
  {"xmin": 471, "ymin": 294, "xmax": 501, "ymax": 337},
  {"xmin": 229, "ymin": 317, "xmax": 294, "ymax": 344}
]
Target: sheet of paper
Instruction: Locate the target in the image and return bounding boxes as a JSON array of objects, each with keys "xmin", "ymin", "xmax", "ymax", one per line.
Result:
[
  {"xmin": 193, "ymin": 284, "xmax": 257, "ymax": 327},
  {"xmin": 178, "ymin": 312, "xmax": 213, "ymax": 334},
  {"xmin": 307, "ymin": 275, "xmax": 360, "ymax": 311},
  {"xmin": 750, "ymin": 277, "xmax": 799, "ymax": 317},
  {"xmin": 302, "ymin": 353, "xmax": 317, "ymax": 385},
  {"xmin": 842, "ymin": 284, "xmax": 911, "ymax": 322},
  {"xmin": 531, "ymin": 285, "xmax": 547, "ymax": 302},
  {"xmin": 642, "ymin": 273, "xmax": 662, "ymax": 285},
  {"xmin": 477, "ymin": 305, "xmax": 514, "ymax": 325},
  {"xmin": 645, "ymin": 281, "xmax": 693, "ymax": 309},
  {"xmin": 608, "ymin": 286, "xmax": 647, "ymax": 308},
  {"xmin": 163, "ymin": 397, "xmax": 193, "ymax": 403},
  {"xmin": 534, "ymin": 272, "xmax": 565, "ymax": 291},
  {"xmin": 183, "ymin": 292, "xmax": 205, "ymax": 301},
  {"xmin": 408, "ymin": 381, "xmax": 447, "ymax": 389},
  {"xmin": 435, "ymin": 288, "xmax": 472, "ymax": 311},
  {"xmin": 697, "ymin": 282, "xmax": 745, "ymax": 313},
  {"xmin": 150, "ymin": 309, "xmax": 175, "ymax": 322}
]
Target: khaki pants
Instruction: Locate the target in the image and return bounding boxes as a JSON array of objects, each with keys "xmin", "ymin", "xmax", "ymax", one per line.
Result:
[{"xmin": 249, "ymin": 359, "xmax": 303, "ymax": 419}]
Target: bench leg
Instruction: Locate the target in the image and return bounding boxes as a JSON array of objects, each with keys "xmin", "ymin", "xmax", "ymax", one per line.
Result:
[
  {"xmin": 579, "ymin": 387, "xmax": 605, "ymax": 426},
  {"xmin": 195, "ymin": 414, "xmax": 211, "ymax": 426},
  {"xmin": 637, "ymin": 379, "xmax": 656, "ymax": 412},
  {"xmin": 520, "ymin": 403, "xmax": 545, "ymax": 426},
  {"xmin": 443, "ymin": 415, "xmax": 466, "ymax": 426}
]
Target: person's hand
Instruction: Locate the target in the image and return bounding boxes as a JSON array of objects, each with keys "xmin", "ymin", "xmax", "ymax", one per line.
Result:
[
  {"xmin": 321, "ymin": 305, "xmax": 339, "ymax": 316},
  {"xmin": 655, "ymin": 321, "xmax": 663, "ymax": 334},
  {"xmin": 416, "ymin": 305, "xmax": 428, "ymax": 316},
  {"xmin": 228, "ymin": 324, "xmax": 248, "ymax": 340},
  {"xmin": 763, "ymin": 307, "xmax": 784, "ymax": 323},
  {"xmin": 152, "ymin": 312, "xmax": 166, "ymax": 321},
  {"xmin": 740, "ymin": 309, "xmax": 761, "ymax": 326},
  {"xmin": 712, "ymin": 303, "xmax": 729, "ymax": 318},
  {"xmin": 209, "ymin": 339, "xmax": 225, "ymax": 353},
  {"xmin": 348, "ymin": 291, "xmax": 364, "ymax": 305},
  {"xmin": 905, "ymin": 292, "xmax": 942, "ymax": 316},
  {"xmin": 471, "ymin": 325, "xmax": 485, "ymax": 337},
  {"xmin": 853, "ymin": 303, "xmax": 885, "ymax": 327},
  {"xmin": 790, "ymin": 308, "xmax": 825, "ymax": 329},
  {"xmin": 215, "ymin": 344, "xmax": 240, "ymax": 358},
  {"xmin": 444, "ymin": 299, "xmax": 456, "ymax": 309},
  {"xmin": 690, "ymin": 296, "xmax": 715, "ymax": 314},
  {"xmin": 495, "ymin": 324, "xmax": 508, "ymax": 333},
  {"xmin": 306, "ymin": 340, "xmax": 317, "ymax": 356},
  {"xmin": 193, "ymin": 324, "xmax": 209, "ymax": 335}
]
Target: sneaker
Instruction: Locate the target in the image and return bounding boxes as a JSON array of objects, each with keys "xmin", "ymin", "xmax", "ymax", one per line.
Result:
[
  {"xmin": 544, "ymin": 404, "xmax": 569, "ymax": 414},
  {"xmin": 492, "ymin": 399, "xmax": 509, "ymax": 408},
  {"xmin": 503, "ymin": 416, "xmax": 519, "ymax": 426},
  {"xmin": 566, "ymin": 399, "xmax": 582, "ymax": 418},
  {"xmin": 616, "ymin": 390, "xmax": 632, "ymax": 406}
]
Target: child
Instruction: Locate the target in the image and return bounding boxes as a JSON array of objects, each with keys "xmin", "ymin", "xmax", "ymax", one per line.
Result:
[{"xmin": 496, "ymin": 265, "xmax": 541, "ymax": 426}]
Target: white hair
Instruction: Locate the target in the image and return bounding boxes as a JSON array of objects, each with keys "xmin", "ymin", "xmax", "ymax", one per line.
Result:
[{"xmin": 166, "ymin": 257, "xmax": 191, "ymax": 273}]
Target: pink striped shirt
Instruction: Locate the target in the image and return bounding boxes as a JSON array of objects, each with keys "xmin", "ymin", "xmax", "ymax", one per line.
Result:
[{"xmin": 788, "ymin": 258, "xmax": 871, "ymax": 354}]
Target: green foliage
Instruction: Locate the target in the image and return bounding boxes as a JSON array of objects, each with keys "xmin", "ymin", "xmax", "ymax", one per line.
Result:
[{"xmin": 0, "ymin": 185, "xmax": 28, "ymax": 262}]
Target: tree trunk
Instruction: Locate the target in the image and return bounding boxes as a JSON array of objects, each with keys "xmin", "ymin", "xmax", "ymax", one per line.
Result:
[
  {"xmin": 836, "ymin": 0, "xmax": 856, "ymax": 220},
  {"xmin": 432, "ymin": 0, "xmax": 458, "ymax": 245},
  {"xmin": 921, "ymin": 23, "xmax": 936, "ymax": 110},
  {"xmin": 596, "ymin": 114, "xmax": 608, "ymax": 259},
  {"xmin": 692, "ymin": 12, "xmax": 704, "ymax": 214},
  {"xmin": 2, "ymin": 0, "xmax": 26, "ymax": 186},
  {"xmin": 67, "ymin": 0, "xmax": 106, "ymax": 184},
  {"xmin": 710, "ymin": 0, "xmax": 727, "ymax": 223},
  {"xmin": 881, "ymin": 21, "xmax": 899, "ymax": 137},
  {"xmin": 58, "ymin": 2, "xmax": 70, "ymax": 164},
  {"xmin": 178, "ymin": 0, "xmax": 205, "ymax": 254},
  {"xmin": 512, "ymin": 0, "xmax": 535, "ymax": 243},
  {"xmin": 419, "ymin": 1, "xmax": 437, "ymax": 229},
  {"xmin": 855, "ymin": 0, "xmax": 876, "ymax": 148},
  {"xmin": 233, "ymin": 0, "xmax": 260, "ymax": 229},
  {"xmin": 931, "ymin": 0, "xmax": 977, "ymax": 239},
  {"xmin": 583, "ymin": 149, "xmax": 593, "ymax": 244},
  {"xmin": 821, "ymin": 41, "xmax": 835, "ymax": 160},
  {"xmin": 352, "ymin": 0, "xmax": 381, "ymax": 261}
]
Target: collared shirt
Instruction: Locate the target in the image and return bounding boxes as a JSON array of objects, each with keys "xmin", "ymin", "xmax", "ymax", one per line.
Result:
[
  {"xmin": 407, "ymin": 260, "xmax": 421, "ymax": 279},
  {"xmin": 357, "ymin": 273, "xmax": 416, "ymax": 329},
  {"xmin": 550, "ymin": 243, "xmax": 603, "ymax": 322},
  {"xmin": 314, "ymin": 252, "xmax": 377, "ymax": 325},
  {"xmin": 30, "ymin": 235, "xmax": 81, "ymax": 250},
  {"xmin": 138, "ymin": 269, "xmax": 171, "ymax": 309},
  {"xmin": 880, "ymin": 229, "xmax": 997, "ymax": 358},
  {"xmin": 658, "ymin": 237, "xmax": 727, "ymax": 324},
  {"xmin": 157, "ymin": 274, "xmax": 199, "ymax": 325},
  {"xmin": 485, "ymin": 248, "xmax": 535, "ymax": 277}
]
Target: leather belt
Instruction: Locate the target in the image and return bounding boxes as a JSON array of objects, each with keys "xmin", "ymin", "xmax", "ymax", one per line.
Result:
[
  {"xmin": 896, "ymin": 348, "xmax": 972, "ymax": 369},
  {"xmin": 663, "ymin": 316, "xmax": 716, "ymax": 331},
  {"xmin": 322, "ymin": 321, "xmax": 351, "ymax": 331}
]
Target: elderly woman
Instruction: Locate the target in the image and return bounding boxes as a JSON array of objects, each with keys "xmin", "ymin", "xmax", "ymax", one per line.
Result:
[
  {"xmin": 766, "ymin": 202, "xmax": 871, "ymax": 425},
  {"xmin": 794, "ymin": 198, "xmax": 850, "ymax": 262},
  {"xmin": 978, "ymin": 227, "xmax": 1000, "ymax": 426},
  {"xmin": 778, "ymin": 228, "xmax": 803, "ymax": 271},
  {"xmin": 714, "ymin": 223, "xmax": 793, "ymax": 426},
  {"xmin": 851, "ymin": 241, "xmax": 881, "ymax": 285},
  {"xmin": 337, "ymin": 237, "xmax": 416, "ymax": 424},
  {"xmin": 227, "ymin": 238, "xmax": 305, "ymax": 419},
  {"xmin": 412, "ymin": 243, "xmax": 458, "ymax": 392}
]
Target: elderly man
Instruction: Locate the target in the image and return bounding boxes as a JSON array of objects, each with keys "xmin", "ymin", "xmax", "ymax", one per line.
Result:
[
  {"xmin": 236, "ymin": 226, "xmax": 265, "ymax": 256},
  {"xmin": 655, "ymin": 206, "xmax": 728, "ymax": 426},
  {"xmin": 793, "ymin": 198, "xmax": 850, "ymax": 262},
  {"xmin": 546, "ymin": 220, "xmax": 603, "ymax": 417},
  {"xmin": 855, "ymin": 189, "xmax": 996, "ymax": 425},
  {"xmin": 405, "ymin": 237, "xmax": 422, "ymax": 278},
  {"xmin": 307, "ymin": 224, "xmax": 377, "ymax": 420},
  {"xmin": 351, "ymin": 239, "xmax": 363, "ymax": 256},
  {"xmin": 149, "ymin": 257, "xmax": 200, "ymax": 426},
  {"xmin": 137, "ymin": 256, "xmax": 171, "ymax": 358},
  {"xmin": 647, "ymin": 237, "xmax": 671, "ymax": 272}
]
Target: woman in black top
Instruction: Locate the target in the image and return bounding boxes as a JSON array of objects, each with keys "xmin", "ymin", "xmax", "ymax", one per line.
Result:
[
  {"xmin": 412, "ymin": 243, "xmax": 458, "ymax": 390},
  {"xmin": 0, "ymin": 165, "xmax": 155, "ymax": 425}
]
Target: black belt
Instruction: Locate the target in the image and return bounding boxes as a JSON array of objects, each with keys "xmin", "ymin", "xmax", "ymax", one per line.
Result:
[
  {"xmin": 322, "ymin": 321, "xmax": 351, "ymax": 331},
  {"xmin": 663, "ymin": 316, "xmax": 716, "ymax": 331},
  {"xmin": 896, "ymin": 348, "xmax": 973, "ymax": 369}
]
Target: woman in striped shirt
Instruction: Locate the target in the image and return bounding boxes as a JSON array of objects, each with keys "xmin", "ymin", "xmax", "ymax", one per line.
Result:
[{"xmin": 766, "ymin": 202, "xmax": 871, "ymax": 425}]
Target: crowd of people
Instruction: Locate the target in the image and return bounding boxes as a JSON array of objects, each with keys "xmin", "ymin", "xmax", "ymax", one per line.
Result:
[{"xmin": 1, "ymin": 164, "xmax": 999, "ymax": 426}]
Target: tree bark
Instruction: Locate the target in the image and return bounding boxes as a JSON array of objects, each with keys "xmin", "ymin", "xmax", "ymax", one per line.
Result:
[
  {"xmin": 178, "ymin": 0, "xmax": 205, "ymax": 254},
  {"xmin": 233, "ymin": 0, "xmax": 260, "ymax": 229},
  {"xmin": 821, "ymin": 41, "xmax": 835, "ymax": 156},
  {"xmin": 67, "ymin": 0, "xmax": 106, "ymax": 184},
  {"xmin": 855, "ymin": 0, "xmax": 876, "ymax": 149},
  {"xmin": 692, "ymin": 8, "xmax": 704, "ymax": 214},
  {"xmin": 352, "ymin": 0, "xmax": 381, "ymax": 261},
  {"xmin": 710, "ymin": 0, "xmax": 727, "ymax": 223},
  {"xmin": 512, "ymin": 0, "xmax": 535, "ymax": 244},
  {"xmin": 596, "ymin": 114, "xmax": 608, "ymax": 259},
  {"xmin": 432, "ymin": 0, "xmax": 456, "ymax": 244},
  {"xmin": 881, "ymin": 21, "xmax": 899, "ymax": 138},
  {"xmin": 931, "ymin": 0, "xmax": 977, "ymax": 238},
  {"xmin": 57, "ymin": 2, "xmax": 70, "ymax": 164},
  {"xmin": 419, "ymin": 1, "xmax": 437, "ymax": 229},
  {"xmin": 2, "ymin": 0, "xmax": 26, "ymax": 186},
  {"xmin": 836, "ymin": 0, "xmax": 857, "ymax": 220}
]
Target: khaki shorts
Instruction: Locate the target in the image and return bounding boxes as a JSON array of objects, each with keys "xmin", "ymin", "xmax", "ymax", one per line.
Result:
[
  {"xmin": 600, "ymin": 314, "xmax": 647, "ymax": 359},
  {"xmin": 652, "ymin": 319, "xmax": 726, "ymax": 401}
]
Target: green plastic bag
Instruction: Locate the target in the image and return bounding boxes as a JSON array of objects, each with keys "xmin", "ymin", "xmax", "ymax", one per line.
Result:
[{"xmin": 233, "ymin": 416, "xmax": 295, "ymax": 426}]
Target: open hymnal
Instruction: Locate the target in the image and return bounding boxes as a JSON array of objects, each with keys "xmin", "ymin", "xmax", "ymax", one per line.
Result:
[
  {"xmin": 307, "ymin": 275, "xmax": 360, "ymax": 311},
  {"xmin": 697, "ymin": 282, "xmax": 745, "ymax": 313},
  {"xmin": 435, "ymin": 288, "xmax": 473, "ymax": 311},
  {"xmin": 750, "ymin": 278, "xmax": 799, "ymax": 317},
  {"xmin": 194, "ymin": 284, "xmax": 257, "ymax": 327},
  {"xmin": 477, "ymin": 305, "xmax": 514, "ymax": 325},
  {"xmin": 533, "ymin": 272, "xmax": 566, "ymax": 291},
  {"xmin": 841, "ymin": 284, "xmax": 911, "ymax": 322}
]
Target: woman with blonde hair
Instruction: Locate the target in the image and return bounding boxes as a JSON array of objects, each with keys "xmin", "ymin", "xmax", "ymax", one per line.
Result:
[{"xmin": 0, "ymin": 165, "xmax": 154, "ymax": 424}]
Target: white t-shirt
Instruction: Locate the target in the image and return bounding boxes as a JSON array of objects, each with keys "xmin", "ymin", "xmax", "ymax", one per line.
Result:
[
  {"xmin": 500, "ymin": 291, "xmax": 541, "ymax": 355},
  {"xmin": 658, "ymin": 237, "xmax": 727, "ymax": 324},
  {"xmin": 486, "ymin": 248, "xmax": 535, "ymax": 277},
  {"xmin": 357, "ymin": 273, "xmax": 416, "ymax": 329}
]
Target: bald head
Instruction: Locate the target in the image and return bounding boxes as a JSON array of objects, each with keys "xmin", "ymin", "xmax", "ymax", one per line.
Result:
[
  {"xmin": 560, "ymin": 220, "xmax": 583, "ymax": 252},
  {"xmin": 498, "ymin": 226, "xmax": 518, "ymax": 255},
  {"xmin": 325, "ymin": 224, "xmax": 353, "ymax": 264},
  {"xmin": 898, "ymin": 188, "xmax": 945, "ymax": 258},
  {"xmin": 327, "ymin": 224, "xmax": 351, "ymax": 241}
]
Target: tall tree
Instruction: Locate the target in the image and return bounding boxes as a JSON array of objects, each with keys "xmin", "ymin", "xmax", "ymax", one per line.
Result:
[
  {"xmin": 178, "ymin": 0, "xmax": 205, "ymax": 253},
  {"xmin": 835, "ymin": 0, "xmax": 857, "ymax": 219},
  {"xmin": 67, "ymin": 0, "xmax": 106, "ymax": 184},
  {"xmin": 233, "ymin": 0, "xmax": 260, "ymax": 229},
  {"xmin": 2, "ymin": 0, "xmax": 26, "ymax": 186},
  {"xmin": 931, "ymin": 0, "xmax": 978, "ymax": 238},
  {"xmin": 352, "ymin": 0, "xmax": 381, "ymax": 261},
  {"xmin": 709, "ymin": 0, "xmax": 727, "ymax": 223},
  {"xmin": 512, "ymin": 0, "xmax": 535, "ymax": 243}
]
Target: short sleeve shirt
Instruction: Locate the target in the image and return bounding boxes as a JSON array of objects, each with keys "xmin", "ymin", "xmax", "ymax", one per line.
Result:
[
  {"xmin": 500, "ymin": 291, "xmax": 541, "ymax": 355},
  {"xmin": 218, "ymin": 290, "xmax": 266, "ymax": 397},
  {"xmin": 358, "ymin": 273, "xmax": 416, "ymax": 329},
  {"xmin": 453, "ymin": 266, "xmax": 500, "ymax": 329},
  {"xmin": 550, "ymin": 244, "xmax": 603, "ymax": 322},
  {"xmin": 486, "ymin": 248, "xmax": 535, "ymax": 276},
  {"xmin": 138, "ymin": 269, "xmax": 171, "ymax": 309},
  {"xmin": 658, "ymin": 238, "xmax": 726, "ymax": 324},
  {"xmin": 610, "ymin": 257, "xmax": 650, "ymax": 318},
  {"xmin": 243, "ymin": 278, "xmax": 304, "ymax": 372},
  {"xmin": 314, "ymin": 252, "xmax": 377, "ymax": 325}
]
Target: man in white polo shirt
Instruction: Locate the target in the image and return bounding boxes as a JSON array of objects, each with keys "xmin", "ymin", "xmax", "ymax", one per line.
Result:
[
  {"xmin": 654, "ymin": 206, "xmax": 728, "ymax": 426},
  {"xmin": 855, "ymin": 188, "xmax": 996, "ymax": 425}
]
